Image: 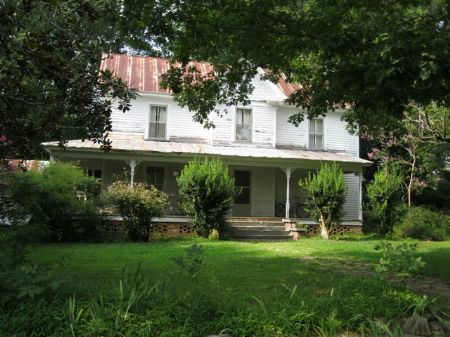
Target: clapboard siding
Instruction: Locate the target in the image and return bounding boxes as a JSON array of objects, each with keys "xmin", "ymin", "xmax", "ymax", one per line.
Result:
[
  {"xmin": 324, "ymin": 111, "xmax": 359, "ymax": 156},
  {"xmin": 111, "ymin": 95, "xmax": 207, "ymax": 140},
  {"xmin": 276, "ymin": 107, "xmax": 308, "ymax": 147},
  {"xmin": 343, "ymin": 174, "xmax": 360, "ymax": 220},
  {"xmin": 252, "ymin": 167, "xmax": 275, "ymax": 216},
  {"xmin": 252, "ymin": 103, "xmax": 275, "ymax": 145}
]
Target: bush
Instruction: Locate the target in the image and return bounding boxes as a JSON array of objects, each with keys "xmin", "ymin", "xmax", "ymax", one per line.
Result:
[
  {"xmin": 395, "ymin": 207, "xmax": 450, "ymax": 241},
  {"xmin": 108, "ymin": 181, "xmax": 168, "ymax": 241},
  {"xmin": 366, "ymin": 166, "xmax": 405, "ymax": 235},
  {"xmin": 6, "ymin": 162, "xmax": 101, "ymax": 242},
  {"xmin": 177, "ymin": 157, "xmax": 238, "ymax": 238},
  {"xmin": 299, "ymin": 162, "xmax": 346, "ymax": 240}
]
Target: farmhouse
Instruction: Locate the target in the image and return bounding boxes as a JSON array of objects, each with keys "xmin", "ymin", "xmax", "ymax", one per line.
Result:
[{"xmin": 43, "ymin": 54, "xmax": 370, "ymax": 238}]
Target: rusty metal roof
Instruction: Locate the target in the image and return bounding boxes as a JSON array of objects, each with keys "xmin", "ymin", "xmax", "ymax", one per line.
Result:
[
  {"xmin": 101, "ymin": 54, "xmax": 299, "ymax": 97},
  {"xmin": 100, "ymin": 54, "xmax": 214, "ymax": 94},
  {"xmin": 43, "ymin": 133, "xmax": 370, "ymax": 165}
]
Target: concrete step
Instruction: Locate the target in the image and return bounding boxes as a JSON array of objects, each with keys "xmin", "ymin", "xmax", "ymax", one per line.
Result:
[
  {"xmin": 224, "ymin": 229, "xmax": 290, "ymax": 235},
  {"xmin": 221, "ymin": 233, "xmax": 293, "ymax": 241},
  {"xmin": 223, "ymin": 225, "xmax": 288, "ymax": 231},
  {"xmin": 227, "ymin": 217, "xmax": 282, "ymax": 222},
  {"xmin": 226, "ymin": 221, "xmax": 284, "ymax": 226}
]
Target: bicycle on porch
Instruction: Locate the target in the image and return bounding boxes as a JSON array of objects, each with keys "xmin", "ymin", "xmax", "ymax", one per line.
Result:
[{"xmin": 274, "ymin": 196, "xmax": 308, "ymax": 218}]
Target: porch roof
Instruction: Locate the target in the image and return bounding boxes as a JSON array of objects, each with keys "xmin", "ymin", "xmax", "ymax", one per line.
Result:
[{"xmin": 43, "ymin": 134, "xmax": 371, "ymax": 166}]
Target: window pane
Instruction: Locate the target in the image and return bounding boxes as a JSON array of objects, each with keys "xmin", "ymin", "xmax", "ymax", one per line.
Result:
[
  {"xmin": 149, "ymin": 105, "xmax": 166, "ymax": 139},
  {"xmin": 147, "ymin": 167, "xmax": 164, "ymax": 190},
  {"xmin": 235, "ymin": 170, "xmax": 250, "ymax": 187},
  {"xmin": 315, "ymin": 119, "xmax": 323, "ymax": 133},
  {"xmin": 309, "ymin": 134, "xmax": 315, "ymax": 148},
  {"xmin": 316, "ymin": 135, "xmax": 323, "ymax": 149},
  {"xmin": 310, "ymin": 119, "xmax": 316, "ymax": 133},
  {"xmin": 236, "ymin": 108, "xmax": 251, "ymax": 141}
]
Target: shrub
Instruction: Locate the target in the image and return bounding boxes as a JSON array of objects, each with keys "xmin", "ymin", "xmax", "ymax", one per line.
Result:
[
  {"xmin": 395, "ymin": 207, "xmax": 450, "ymax": 241},
  {"xmin": 366, "ymin": 166, "xmax": 405, "ymax": 235},
  {"xmin": 6, "ymin": 162, "xmax": 100, "ymax": 242},
  {"xmin": 374, "ymin": 242, "xmax": 426, "ymax": 276},
  {"xmin": 108, "ymin": 181, "xmax": 168, "ymax": 241},
  {"xmin": 299, "ymin": 162, "xmax": 346, "ymax": 239},
  {"xmin": 177, "ymin": 157, "xmax": 238, "ymax": 238}
]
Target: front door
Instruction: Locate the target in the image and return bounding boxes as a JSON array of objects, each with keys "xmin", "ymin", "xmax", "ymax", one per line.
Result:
[{"xmin": 232, "ymin": 170, "xmax": 251, "ymax": 216}]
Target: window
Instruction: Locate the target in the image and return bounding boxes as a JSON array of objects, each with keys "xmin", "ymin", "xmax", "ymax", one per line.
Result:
[
  {"xmin": 235, "ymin": 108, "xmax": 252, "ymax": 142},
  {"xmin": 148, "ymin": 105, "xmax": 167, "ymax": 139},
  {"xmin": 309, "ymin": 118, "xmax": 324, "ymax": 149},
  {"xmin": 85, "ymin": 169, "xmax": 102, "ymax": 179},
  {"xmin": 146, "ymin": 167, "xmax": 164, "ymax": 190},
  {"xmin": 234, "ymin": 170, "xmax": 251, "ymax": 204}
]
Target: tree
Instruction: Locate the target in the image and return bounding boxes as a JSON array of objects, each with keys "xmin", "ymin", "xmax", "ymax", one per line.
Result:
[
  {"xmin": 177, "ymin": 157, "xmax": 238, "ymax": 238},
  {"xmin": 366, "ymin": 166, "xmax": 405, "ymax": 235},
  {"xmin": 120, "ymin": 0, "xmax": 450, "ymax": 134},
  {"xmin": 0, "ymin": 0, "xmax": 135, "ymax": 161},
  {"xmin": 300, "ymin": 162, "xmax": 346, "ymax": 240},
  {"xmin": 368, "ymin": 103, "xmax": 449, "ymax": 207},
  {"xmin": 108, "ymin": 181, "xmax": 168, "ymax": 241}
]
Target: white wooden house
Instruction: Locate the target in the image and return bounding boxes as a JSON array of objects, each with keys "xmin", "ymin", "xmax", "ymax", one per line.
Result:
[{"xmin": 43, "ymin": 54, "xmax": 370, "ymax": 237}]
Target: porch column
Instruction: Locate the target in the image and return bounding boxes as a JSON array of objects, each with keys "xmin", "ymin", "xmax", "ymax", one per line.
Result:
[
  {"xmin": 284, "ymin": 168, "xmax": 292, "ymax": 219},
  {"xmin": 126, "ymin": 159, "xmax": 141, "ymax": 187}
]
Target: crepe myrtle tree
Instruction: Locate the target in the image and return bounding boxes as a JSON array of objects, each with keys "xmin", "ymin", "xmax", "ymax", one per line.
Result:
[
  {"xmin": 300, "ymin": 162, "xmax": 346, "ymax": 240},
  {"xmin": 177, "ymin": 157, "xmax": 239, "ymax": 238}
]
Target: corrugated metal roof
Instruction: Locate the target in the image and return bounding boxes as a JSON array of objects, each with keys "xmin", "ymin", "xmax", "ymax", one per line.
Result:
[
  {"xmin": 100, "ymin": 54, "xmax": 214, "ymax": 94},
  {"xmin": 43, "ymin": 133, "xmax": 370, "ymax": 165},
  {"xmin": 101, "ymin": 54, "xmax": 299, "ymax": 97}
]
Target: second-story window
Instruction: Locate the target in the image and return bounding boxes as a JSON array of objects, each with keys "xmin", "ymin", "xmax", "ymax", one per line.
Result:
[
  {"xmin": 148, "ymin": 105, "xmax": 167, "ymax": 139},
  {"xmin": 235, "ymin": 108, "xmax": 252, "ymax": 142},
  {"xmin": 309, "ymin": 118, "xmax": 324, "ymax": 149}
]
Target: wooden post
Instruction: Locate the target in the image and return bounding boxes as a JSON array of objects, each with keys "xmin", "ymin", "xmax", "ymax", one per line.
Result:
[
  {"xmin": 126, "ymin": 159, "xmax": 141, "ymax": 187},
  {"xmin": 284, "ymin": 168, "xmax": 292, "ymax": 219}
]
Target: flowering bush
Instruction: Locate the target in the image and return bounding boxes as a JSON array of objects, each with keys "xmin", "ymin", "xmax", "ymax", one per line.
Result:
[{"xmin": 108, "ymin": 181, "xmax": 168, "ymax": 241}]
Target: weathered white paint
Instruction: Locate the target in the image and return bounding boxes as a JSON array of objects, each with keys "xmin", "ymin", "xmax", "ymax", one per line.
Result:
[
  {"xmin": 284, "ymin": 168, "xmax": 292, "ymax": 219},
  {"xmin": 324, "ymin": 111, "xmax": 359, "ymax": 156},
  {"xmin": 276, "ymin": 107, "xmax": 308, "ymax": 147},
  {"xmin": 343, "ymin": 173, "xmax": 360, "ymax": 219}
]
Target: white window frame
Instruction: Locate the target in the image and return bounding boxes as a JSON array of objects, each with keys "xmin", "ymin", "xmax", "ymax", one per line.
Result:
[
  {"xmin": 235, "ymin": 107, "xmax": 253, "ymax": 142},
  {"xmin": 308, "ymin": 118, "xmax": 324, "ymax": 150},
  {"xmin": 146, "ymin": 104, "xmax": 168, "ymax": 140}
]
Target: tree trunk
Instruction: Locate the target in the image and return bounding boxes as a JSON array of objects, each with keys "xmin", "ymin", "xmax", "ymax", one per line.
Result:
[
  {"xmin": 407, "ymin": 156, "xmax": 416, "ymax": 207},
  {"xmin": 319, "ymin": 214, "xmax": 329, "ymax": 240}
]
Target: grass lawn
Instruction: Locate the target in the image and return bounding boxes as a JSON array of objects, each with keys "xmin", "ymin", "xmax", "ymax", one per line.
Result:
[
  {"xmin": 2, "ymin": 237, "xmax": 450, "ymax": 337},
  {"xmin": 32, "ymin": 237, "xmax": 450, "ymax": 291}
]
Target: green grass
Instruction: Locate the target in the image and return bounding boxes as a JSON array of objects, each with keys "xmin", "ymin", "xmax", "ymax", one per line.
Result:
[
  {"xmin": 31, "ymin": 237, "xmax": 450, "ymax": 291},
  {"xmin": 2, "ymin": 238, "xmax": 450, "ymax": 337}
]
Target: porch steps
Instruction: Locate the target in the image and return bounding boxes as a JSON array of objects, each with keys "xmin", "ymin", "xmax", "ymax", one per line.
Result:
[{"xmin": 221, "ymin": 217, "xmax": 292, "ymax": 241}]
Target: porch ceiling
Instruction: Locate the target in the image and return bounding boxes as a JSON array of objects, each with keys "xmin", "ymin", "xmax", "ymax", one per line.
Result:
[{"xmin": 42, "ymin": 133, "xmax": 371, "ymax": 166}]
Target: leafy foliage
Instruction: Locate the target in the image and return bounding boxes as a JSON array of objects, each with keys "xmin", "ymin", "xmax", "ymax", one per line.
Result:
[
  {"xmin": 366, "ymin": 166, "xmax": 405, "ymax": 235},
  {"xmin": 0, "ymin": 0, "xmax": 135, "ymax": 160},
  {"xmin": 108, "ymin": 181, "xmax": 168, "ymax": 241},
  {"xmin": 374, "ymin": 242, "xmax": 426, "ymax": 276},
  {"xmin": 6, "ymin": 162, "xmax": 100, "ymax": 242},
  {"xmin": 177, "ymin": 157, "xmax": 238, "ymax": 238},
  {"xmin": 395, "ymin": 207, "xmax": 450, "ymax": 241},
  {"xmin": 120, "ymin": 0, "xmax": 450, "ymax": 134},
  {"xmin": 300, "ymin": 162, "xmax": 346, "ymax": 239}
]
